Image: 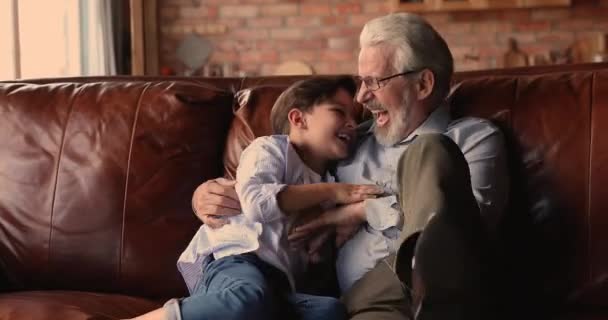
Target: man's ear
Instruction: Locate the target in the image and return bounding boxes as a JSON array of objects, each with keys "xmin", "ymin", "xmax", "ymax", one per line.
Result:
[
  {"xmin": 287, "ymin": 108, "xmax": 307, "ymax": 129},
  {"xmin": 416, "ymin": 69, "xmax": 435, "ymax": 101}
]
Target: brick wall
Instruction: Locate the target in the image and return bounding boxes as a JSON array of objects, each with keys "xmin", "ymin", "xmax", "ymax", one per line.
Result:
[{"xmin": 158, "ymin": 0, "xmax": 608, "ymax": 76}]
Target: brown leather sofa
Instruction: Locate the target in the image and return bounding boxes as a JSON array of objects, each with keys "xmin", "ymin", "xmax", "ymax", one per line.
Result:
[{"xmin": 1, "ymin": 63, "xmax": 607, "ymax": 319}]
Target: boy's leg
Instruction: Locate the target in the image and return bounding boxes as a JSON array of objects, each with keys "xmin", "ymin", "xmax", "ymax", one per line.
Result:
[
  {"xmin": 178, "ymin": 254, "xmax": 280, "ymax": 320},
  {"xmin": 290, "ymin": 293, "xmax": 347, "ymax": 320}
]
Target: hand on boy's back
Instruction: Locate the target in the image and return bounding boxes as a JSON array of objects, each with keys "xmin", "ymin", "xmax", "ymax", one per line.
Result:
[
  {"xmin": 192, "ymin": 178, "xmax": 241, "ymax": 229},
  {"xmin": 332, "ymin": 183, "xmax": 383, "ymax": 204}
]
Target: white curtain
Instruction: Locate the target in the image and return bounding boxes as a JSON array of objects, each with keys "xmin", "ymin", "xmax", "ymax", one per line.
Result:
[{"xmin": 81, "ymin": 0, "xmax": 117, "ymax": 76}]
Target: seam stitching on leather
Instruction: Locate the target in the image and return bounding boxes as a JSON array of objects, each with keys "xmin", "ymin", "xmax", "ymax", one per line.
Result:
[
  {"xmin": 118, "ymin": 83, "xmax": 151, "ymax": 285},
  {"xmin": 48, "ymin": 83, "xmax": 81, "ymax": 281}
]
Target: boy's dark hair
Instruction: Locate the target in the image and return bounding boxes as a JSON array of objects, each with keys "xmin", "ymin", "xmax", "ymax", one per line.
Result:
[{"xmin": 270, "ymin": 76, "xmax": 357, "ymax": 135}]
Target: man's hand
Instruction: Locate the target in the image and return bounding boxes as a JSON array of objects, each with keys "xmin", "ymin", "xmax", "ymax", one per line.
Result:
[
  {"xmin": 332, "ymin": 183, "xmax": 383, "ymax": 205},
  {"xmin": 192, "ymin": 178, "xmax": 241, "ymax": 228},
  {"xmin": 288, "ymin": 202, "xmax": 366, "ymax": 248}
]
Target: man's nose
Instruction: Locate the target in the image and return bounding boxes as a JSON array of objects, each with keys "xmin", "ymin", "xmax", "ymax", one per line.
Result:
[{"xmin": 356, "ymin": 83, "xmax": 372, "ymax": 105}]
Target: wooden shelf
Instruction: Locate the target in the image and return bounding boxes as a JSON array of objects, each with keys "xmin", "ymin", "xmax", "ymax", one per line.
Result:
[{"xmin": 390, "ymin": 0, "xmax": 571, "ymax": 12}]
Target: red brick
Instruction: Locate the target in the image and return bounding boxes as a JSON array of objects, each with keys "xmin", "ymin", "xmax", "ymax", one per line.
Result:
[
  {"xmin": 301, "ymin": 4, "xmax": 331, "ymax": 16},
  {"xmin": 199, "ymin": 0, "xmax": 240, "ymax": 4},
  {"xmin": 514, "ymin": 21, "xmax": 551, "ymax": 32},
  {"xmin": 435, "ymin": 23, "xmax": 472, "ymax": 35},
  {"xmin": 209, "ymin": 50, "xmax": 240, "ymax": 63},
  {"xmin": 335, "ymin": 3, "xmax": 361, "ymax": 15},
  {"xmin": 535, "ymin": 32, "xmax": 575, "ymax": 45},
  {"xmin": 286, "ymin": 16, "xmax": 322, "ymax": 27},
  {"xmin": 362, "ymin": 3, "xmax": 391, "ymax": 14},
  {"xmin": 314, "ymin": 27, "xmax": 361, "ymax": 38},
  {"xmin": 595, "ymin": 21, "xmax": 608, "ymax": 32},
  {"xmin": 556, "ymin": 19, "xmax": 595, "ymax": 31},
  {"xmin": 241, "ymin": 50, "xmax": 279, "ymax": 64},
  {"xmin": 450, "ymin": 11, "xmax": 482, "ymax": 22},
  {"xmin": 232, "ymin": 29, "xmax": 269, "ymax": 40},
  {"xmin": 322, "ymin": 16, "xmax": 349, "ymax": 26},
  {"xmin": 350, "ymin": 14, "xmax": 375, "ymax": 27},
  {"xmin": 455, "ymin": 60, "xmax": 484, "ymax": 72},
  {"xmin": 217, "ymin": 18, "xmax": 245, "ymax": 29},
  {"xmin": 160, "ymin": 7, "xmax": 180, "ymax": 21},
  {"xmin": 271, "ymin": 28, "xmax": 306, "ymax": 40},
  {"xmin": 476, "ymin": 45, "xmax": 504, "ymax": 58},
  {"xmin": 498, "ymin": 10, "xmax": 531, "ymax": 22},
  {"xmin": 445, "ymin": 32, "xmax": 496, "ymax": 46},
  {"xmin": 322, "ymin": 50, "xmax": 357, "ymax": 62},
  {"xmin": 422, "ymin": 13, "xmax": 451, "ymax": 25},
  {"xmin": 472, "ymin": 22, "xmax": 512, "ymax": 33},
  {"xmin": 531, "ymin": 8, "xmax": 571, "ymax": 20},
  {"xmin": 248, "ymin": 17, "xmax": 283, "ymax": 28},
  {"xmin": 260, "ymin": 4, "xmax": 298, "ymax": 16},
  {"xmin": 328, "ymin": 37, "xmax": 358, "ymax": 50},
  {"xmin": 281, "ymin": 50, "xmax": 319, "ymax": 62},
  {"xmin": 239, "ymin": 0, "xmax": 281, "ymax": 3},
  {"xmin": 219, "ymin": 5, "xmax": 258, "ymax": 18},
  {"xmin": 179, "ymin": 6, "xmax": 218, "ymax": 18},
  {"xmin": 496, "ymin": 33, "xmax": 536, "ymax": 45}
]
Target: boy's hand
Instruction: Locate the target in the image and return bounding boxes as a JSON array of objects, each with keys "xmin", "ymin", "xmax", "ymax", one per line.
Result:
[
  {"xmin": 289, "ymin": 202, "xmax": 365, "ymax": 248},
  {"xmin": 333, "ymin": 183, "xmax": 383, "ymax": 204}
]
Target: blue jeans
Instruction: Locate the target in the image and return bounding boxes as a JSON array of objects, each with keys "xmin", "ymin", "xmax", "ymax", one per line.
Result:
[{"xmin": 179, "ymin": 253, "xmax": 346, "ymax": 320}]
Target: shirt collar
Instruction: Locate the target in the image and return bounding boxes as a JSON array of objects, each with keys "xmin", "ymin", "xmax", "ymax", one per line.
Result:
[{"xmin": 398, "ymin": 103, "xmax": 450, "ymax": 145}]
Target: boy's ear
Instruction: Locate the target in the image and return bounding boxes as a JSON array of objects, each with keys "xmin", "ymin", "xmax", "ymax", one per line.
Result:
[{"xmin": 287, "ymin": 108, "xmax": 307, "ymax": 129}]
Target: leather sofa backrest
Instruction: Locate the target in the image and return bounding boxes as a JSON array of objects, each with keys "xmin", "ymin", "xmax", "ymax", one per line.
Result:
[
  {"xmin": 222, "ymin": 64, "xmax": 608, "ymax": 310},
  {"xmin": 0, "ymin": 79, "xmax": 236, "ymax": 298}
]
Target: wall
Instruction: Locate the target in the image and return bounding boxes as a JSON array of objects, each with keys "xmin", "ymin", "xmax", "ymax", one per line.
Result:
[{"xmin": 158, "ymin": 0, "xmax": 608, "ymax": 76}]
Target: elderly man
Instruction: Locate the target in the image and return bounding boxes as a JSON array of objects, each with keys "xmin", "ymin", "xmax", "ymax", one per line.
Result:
[{"xmin": 193, "ymin": 13, "xmax": 508, "ymax": 320}]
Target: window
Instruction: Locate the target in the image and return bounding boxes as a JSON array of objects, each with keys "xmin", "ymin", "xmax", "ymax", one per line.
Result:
[{"xmin": 0, "ymin": 0, "xmax": 116, "ymax": 80}]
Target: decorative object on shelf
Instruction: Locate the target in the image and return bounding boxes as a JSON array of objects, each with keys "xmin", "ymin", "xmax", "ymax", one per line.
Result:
[
  {"xmin": 176, "ymin": 33, "xmax": 213, "ymax": 76},
  {"xmin": 503, "ymin": 38, "xmax": 529, "ymax": 68},
  {"xmin": 273, "ymin": 61, "xmax": 314, "ymax": 76},
  {"xmin": 571, "ymin": 33, "xmax": 607, "ymax": 64}
]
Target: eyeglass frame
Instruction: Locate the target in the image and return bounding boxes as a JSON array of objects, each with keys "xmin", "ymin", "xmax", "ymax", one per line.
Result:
[{"xmin": 356, "ymin": 69, "xmax": 422, "ymax": 92}]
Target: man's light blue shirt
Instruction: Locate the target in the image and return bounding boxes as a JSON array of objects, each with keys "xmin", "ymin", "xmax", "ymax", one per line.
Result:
[{"xmin": 335, "ymin": 105, "xmax": 509, "ymax": 292}]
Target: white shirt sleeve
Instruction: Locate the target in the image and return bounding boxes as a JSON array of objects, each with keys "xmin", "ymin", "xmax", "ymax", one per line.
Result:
[
  {"xmin": 451, "ymin": 119, "xmax": 510, "ymax": 230},
  {"xmin": 236, "ymin": 136, "xmax": 289, "ymax": 223}
]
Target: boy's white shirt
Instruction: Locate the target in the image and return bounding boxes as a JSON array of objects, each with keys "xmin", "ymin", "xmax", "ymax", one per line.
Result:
[{"xmin": 177, "ymin": 135, "xmax": 335, "ymax": 294}]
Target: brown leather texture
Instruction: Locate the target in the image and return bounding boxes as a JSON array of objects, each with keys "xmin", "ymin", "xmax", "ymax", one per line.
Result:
[
  {"xmin": 1, "ymin": 63, "xmax": 608, "ymax": 319},
  {"xmin": 0, "ymin": 291, "xmax": 160, "ymax": 319},
  {"xmin": 0, "ymin": 79, "xmax": 235, "ymax": 318}
]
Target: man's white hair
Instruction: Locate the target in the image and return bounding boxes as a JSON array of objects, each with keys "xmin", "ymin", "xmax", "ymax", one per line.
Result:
[{"xmin": 359, "ymin": 13, "xmax": 454, "ymax": 104}]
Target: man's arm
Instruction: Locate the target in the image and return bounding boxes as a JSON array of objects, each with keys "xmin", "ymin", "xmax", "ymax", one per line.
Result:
[
  {"xmin": 454, "ymin": 119, "xmax": 510, "ymax": 231},
  {"xmin": 192, "ymin": 178, "xmax": 241, "ymax": 228}
]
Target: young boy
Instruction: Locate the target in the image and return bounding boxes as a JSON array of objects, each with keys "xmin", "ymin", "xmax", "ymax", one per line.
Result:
[{"xmin": 133, "ymin": 77, "xmax": 382, "ymax": 320}]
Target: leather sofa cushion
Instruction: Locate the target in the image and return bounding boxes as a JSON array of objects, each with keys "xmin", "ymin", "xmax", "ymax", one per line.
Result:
[{"xmin": 0, "ymin": 291, "xmax": 160, "ymax": 320}]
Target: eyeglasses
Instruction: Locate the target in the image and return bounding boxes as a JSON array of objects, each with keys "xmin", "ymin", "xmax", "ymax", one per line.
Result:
[{"xmin": 356, "ymin": 70, "xmax": 421, "ymax": 92}]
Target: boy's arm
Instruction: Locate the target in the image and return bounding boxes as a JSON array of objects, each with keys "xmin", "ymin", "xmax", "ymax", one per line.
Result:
[
  {"xmin": 278, "ymin": 183, "xmax": 383, "ymax": 215},
  {"xmin": 277, "ymin": 184, "xmax": 335, "ymax": 214}
]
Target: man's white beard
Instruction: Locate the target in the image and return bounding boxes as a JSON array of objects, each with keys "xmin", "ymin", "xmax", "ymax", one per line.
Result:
[{"xmin": 372, "ymin": 100, "xmax": 409, "ymax": 147}]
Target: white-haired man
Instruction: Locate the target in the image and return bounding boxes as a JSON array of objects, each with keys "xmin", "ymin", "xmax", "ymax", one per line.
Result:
[{"xmin": 193, "ymin": 13, "xmax": 509, "ymax": 319}]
